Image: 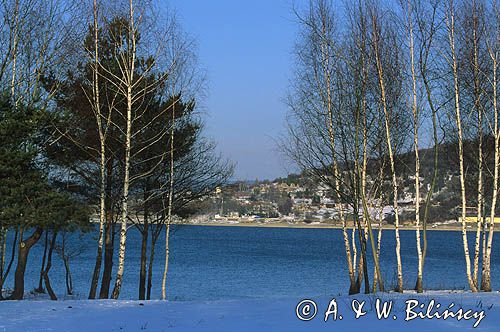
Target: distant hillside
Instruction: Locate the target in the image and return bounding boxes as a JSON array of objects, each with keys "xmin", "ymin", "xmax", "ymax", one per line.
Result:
[{"xmin": 264, "ymin": 136, "xmax": 499, "ymax": 223}]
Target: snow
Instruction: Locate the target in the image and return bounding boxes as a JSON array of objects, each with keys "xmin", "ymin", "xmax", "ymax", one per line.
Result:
[{"xmin": 0, "ymin": 291, "xmax": 499, "ymax": 331}]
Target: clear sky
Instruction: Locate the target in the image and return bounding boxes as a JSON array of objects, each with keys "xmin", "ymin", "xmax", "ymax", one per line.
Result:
[{"xmin": 170, "ymin": 0, "xmax": 299, "ymax": 181}]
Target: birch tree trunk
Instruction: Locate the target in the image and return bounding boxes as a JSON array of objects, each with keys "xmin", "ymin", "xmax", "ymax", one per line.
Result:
[
  {"xmin": 111, "ymin": 0, "xmax": 136, "ymax": 299},
  {"xmin": 161, "ymin": 96, "xmax": 175, "ymax": 300},
  {"xmin": 482, "ymin": 40, "xmax": 498, "ymax": 292},
  {"xmin": 358, "ymin": 86, "xmax": 383, "ymax": 293},
  {"xmin": 372, "ymin": 182, "xmax": 384, "ymax": 293},
  {"xmin": 360, "ymin": 49, "xmax": 384, "ymax": 293},
  {"xmin": 371, "ymin": 11, "xmax": 404, "ymax": 292},
  {"xmin": 447, "ymin": 2, "xmax": 478, "ymax": 292},
  {"xmin": 0, "ymin": 226, "xmax": 6, "ymax": 298},
  {"xmin": 469, "ymin": 1, "xmax": 484, "ymax": 288},
  {"xmin": 404, "ymin": 0, "xmax": 424, "ymax": 293},
  {"xmin": 138, "ymin": 193, "xmax": 149, "ymax": 300},
  {"xmin": 417, "ymin": 2, "xmax": 439, "ymax": 283},
  {"xmin": 111, "ymin": 86, "xmax": 133, "ymax": 299},
  {"xmin": 89, "ymin": 0, "xmax": 106, "ymax": 300},
  {"xmin": 352, "ymin": 225, "xmax": 357, "ymax": 276},
  {"xmin": 334, "ymin": 158, "xmax": 356, "ymax": 293},
  {"xmin": 331, "ymin": 128, "xmax": 356, "ymax": 293},
  {"xmin": 318, "ymin": 15, "xmax": 356, "ymax": 293}
]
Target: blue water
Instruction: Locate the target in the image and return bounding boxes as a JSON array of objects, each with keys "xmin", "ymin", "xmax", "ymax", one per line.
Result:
[{"xmin": 3, "ymin": 226, "xmax": 500, "ymax": 300}]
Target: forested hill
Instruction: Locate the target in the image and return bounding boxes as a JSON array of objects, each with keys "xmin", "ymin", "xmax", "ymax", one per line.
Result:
[
  {"xmin": 270, "ymin": 136, "xmax": 498, "ymax": 222},
  {"xmin": 278, "ymin": 135, "xmax": 495, "ymax": 185}
]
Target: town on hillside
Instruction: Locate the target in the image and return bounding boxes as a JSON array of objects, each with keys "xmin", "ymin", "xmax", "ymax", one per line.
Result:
[{"xmin": 186, "ymin": 167, "xmax": 493, "ymax": 230}]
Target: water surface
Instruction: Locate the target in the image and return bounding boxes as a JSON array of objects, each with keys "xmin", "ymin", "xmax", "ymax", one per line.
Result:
[{"xmin": 3, "ymin": 226, "xmax": 499, "ymax": 300}]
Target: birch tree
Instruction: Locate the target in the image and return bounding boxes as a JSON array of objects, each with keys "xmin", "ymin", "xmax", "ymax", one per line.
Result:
[
  {"xmin": 105, "ymin": 0, "xmax": 179, "ymax": 299},
  {"xmin": 445, "ymin": 0, "xmax": 478, "ymax": 292},
  {"xmin": 284, "ymin": 0, "xmax": 397, "ymax": 295},
  {"xmin": 285, "ymin": 0, "xmax": 368, "ymax": 294},
  {"xmin": 159, "ymin": 12, "xmax": 209, "ymax": 299},
  {"xmin": 109, "ymin": 0, "xmax": 135, "ymax": 299},
  {"xmin": 400, "ymin": 0, "xmax": 424, "ymax": 293},
  {"xmin": 481, "ymin": 0, "xmax": 499, "ymax": 292},
  {"xmin": 369, "ymin": 4, "xmax": 404, "ymax": 292},
  {"xmin": 470, "ymin": 1, "xmax": 485, "ymax": 288},
  {"xmin": 414, "ymin": 0, "xmax": 442, "ymax": 293},
  {"xmin": 356, "ymin": 2, "xmax": 385, "ymax": 293},
  {"xmin": 102, "ymin": 0, "xmax": 202, "ymax": 299},
  {"xmin": 87, "ymin": 0, "xmax": 110, "ymax": 300}
]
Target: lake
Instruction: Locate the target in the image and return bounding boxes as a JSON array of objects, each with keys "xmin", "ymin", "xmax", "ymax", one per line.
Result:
[{"xmin": 3, "ymin": 225, "xmax": 499, "ymax": 300}]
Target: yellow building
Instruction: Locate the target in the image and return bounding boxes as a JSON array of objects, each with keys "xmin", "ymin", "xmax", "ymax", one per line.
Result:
[{"xmin": 460, "ymin": 217, "xmax": 500, "ymax": 224}]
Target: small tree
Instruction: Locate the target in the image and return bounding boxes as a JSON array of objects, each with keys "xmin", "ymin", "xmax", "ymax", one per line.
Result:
[{"xmin": 55, "ymin": 231, "xmax": 89, "ymax": 296}]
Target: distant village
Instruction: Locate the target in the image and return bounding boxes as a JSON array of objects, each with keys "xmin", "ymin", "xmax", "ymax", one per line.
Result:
[{"xmin": 186, "ymin": 171, "xmax": 473, "ymax": 229}]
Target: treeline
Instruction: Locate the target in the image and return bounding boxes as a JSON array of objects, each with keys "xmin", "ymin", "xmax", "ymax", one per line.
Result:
[
  {"xmin": 284, "ymin": 0, "xmax": 499, "ymax": 294},
  {"xmin": 0, "ymin": 0, "xmax": 233, "ymax": 300}
]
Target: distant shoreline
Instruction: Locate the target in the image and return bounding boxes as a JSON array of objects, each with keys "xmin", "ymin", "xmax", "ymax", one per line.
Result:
[{"xmin": 178, "ymin": 221, "xmax": 496, "ymax": 232}]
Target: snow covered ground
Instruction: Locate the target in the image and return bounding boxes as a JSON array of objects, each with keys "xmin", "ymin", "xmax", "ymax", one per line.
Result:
[{"xmin": 0, "ymin": 291, "xmax": 499, "ymax": 331}]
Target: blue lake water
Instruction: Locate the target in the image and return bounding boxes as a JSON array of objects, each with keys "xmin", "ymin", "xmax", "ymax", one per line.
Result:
[{"xmin": 3, "ymin": 225, "xmax": 500, "ymax": 300}]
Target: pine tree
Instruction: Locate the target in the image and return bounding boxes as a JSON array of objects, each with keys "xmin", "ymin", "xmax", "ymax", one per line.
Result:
[{"xmin": 0, "ymin": 95, "xmax": 89, "ymax": 300}]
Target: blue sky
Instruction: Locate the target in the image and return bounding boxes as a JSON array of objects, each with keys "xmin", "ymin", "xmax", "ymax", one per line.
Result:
[{"xmin": 170, "ymin": 0, "xmax": 299, "ymax": 181}]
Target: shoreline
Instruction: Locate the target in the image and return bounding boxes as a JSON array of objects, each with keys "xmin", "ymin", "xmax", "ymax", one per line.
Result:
[{"xmin": 177, "ymin": 221, "xmax": 493, "ymax": 232}]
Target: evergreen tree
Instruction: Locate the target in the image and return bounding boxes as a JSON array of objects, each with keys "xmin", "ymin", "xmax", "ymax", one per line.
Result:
[{"xmin": 0, "ymin": 95, "xmax": 89, "ymax": 300}]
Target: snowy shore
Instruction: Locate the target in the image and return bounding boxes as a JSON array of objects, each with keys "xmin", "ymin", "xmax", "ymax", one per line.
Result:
[{"xmin": 0, "ymin": 291, "xmax": 498, "ymax": 331}]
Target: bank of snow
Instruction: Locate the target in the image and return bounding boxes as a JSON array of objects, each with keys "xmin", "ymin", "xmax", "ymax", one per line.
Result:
[{"xmin": 0, "ymin": 291, "xmax": 498, "ymax": 331}]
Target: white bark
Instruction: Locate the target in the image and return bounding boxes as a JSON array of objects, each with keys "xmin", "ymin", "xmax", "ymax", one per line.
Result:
[
  {"xmin": 372, "ymin": 196, "xmax": 383, "ymax": 292},
  {"xmin": 371, "ymin": 11, "xmax": 404, "ymax": 292},
  {"xmin": 360, "ymin": 41, "xmax": 383, "ymax": 293},
  {"xmin": 161, "ymin": 94, "xmax": 176, "ymax": 300},
  {"xmin": 482, "ymin": 39, "xmax": 498, "ymax": 292},
  {"xmin": 470, "ymin": 2, "xmax": 483, "ymax": 287},
  {"xmin": 447, "ymin": 2, "xmax": 478, "ymax": 292},
  {"xmin": 405, "ymin": 0, "xmax": 423, "ymax": 292},
  {"xmin": 88, "ymin": 0, "xmax": 107, "ymax": 300},
  {"xmin": 321, "ymin": 20, "xmax": 356, "ymax": 291},
  {"xmin": 111, "ymin": 0, "xmax": 136, "ymax": 299},
  {"xmin": 352, "ymin": 225, "xmax": 357, "ymax": 275}
]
